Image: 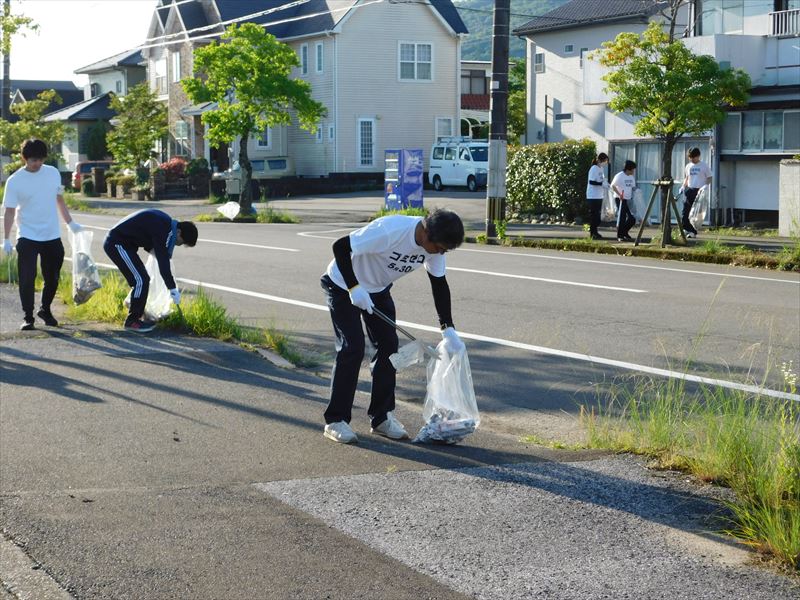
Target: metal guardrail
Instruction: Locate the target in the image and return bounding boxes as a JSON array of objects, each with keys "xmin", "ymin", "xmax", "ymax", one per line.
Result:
[{"xmin": 770, "ymin": 8, "xmax": 800, "ymax": 36}]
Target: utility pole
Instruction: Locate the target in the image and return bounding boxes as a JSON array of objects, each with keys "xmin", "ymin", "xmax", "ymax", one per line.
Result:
[
  {"xmin": 1, "ymin": 0, "xmax": 10, "ymax": 122},
  {"xmin": 485, "ymin": 0, "xmax": 510, "ymax": 238}
]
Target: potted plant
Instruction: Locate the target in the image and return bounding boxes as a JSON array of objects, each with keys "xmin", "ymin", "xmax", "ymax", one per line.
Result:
[
  {"xmin": 131, "ymin": 184, "xmax": 149, "ymax": 201},
  {"xmin": 116, "ymin": 174, "xmax": 136, "ymax": 198},
  {"xmin": 106, "ymin": 174, "xmax": 118, "ymax": 198}
]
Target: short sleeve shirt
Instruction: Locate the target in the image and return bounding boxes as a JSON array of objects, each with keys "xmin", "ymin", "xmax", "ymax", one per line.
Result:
[
  {"xmin": 585, "ymin": 164, "xmax": 606, "ymax": 200},
  {"xmin": 1, "ymin": 165, "xmax": 64, "ymax": 241},
  {"xmin": 610, "ymin": 171, "xmax": 636, "ymax": 200},
  {"xmin": 326, "ymin": 215, "xmax": 446, "ymax": 292},
  {"xmin": 685, "ymin": 161, "xmax": 712, "ymax": 189}
]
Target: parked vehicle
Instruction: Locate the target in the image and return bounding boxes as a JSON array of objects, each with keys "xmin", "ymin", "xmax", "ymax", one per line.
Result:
[
  {"xmin": 211, "ymin": 157, "xmax": 295, "ymax": 183},
  {"xmin": 428, "ymin": 137, "xmax": 488, "ymax": 192},
  {"xmin": 72, "ymin": 160, "xmax": 114, "ymax": 189}
]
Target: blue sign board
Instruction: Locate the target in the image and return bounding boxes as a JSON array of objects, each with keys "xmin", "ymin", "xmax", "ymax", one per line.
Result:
[{"xmin": 385, "ymin": 148, "xmax": 424, "ymax": 210}]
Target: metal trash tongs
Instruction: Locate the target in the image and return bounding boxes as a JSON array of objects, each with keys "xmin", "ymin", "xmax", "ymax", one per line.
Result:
[{"xmin": 371, "ymin": 307, "xmax": 440, "ymax": 360}]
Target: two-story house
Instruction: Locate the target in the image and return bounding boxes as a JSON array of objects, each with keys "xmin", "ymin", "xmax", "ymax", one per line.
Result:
[
  {"xmin": 143, "ymin": 0, "xmax": 467, "ymax": 179},
  {"xmin": 514, "ymin": 0, "xmax": 800, "ymax": 226}
]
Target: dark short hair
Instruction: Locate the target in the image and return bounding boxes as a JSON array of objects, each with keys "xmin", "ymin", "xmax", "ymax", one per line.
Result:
[
  {"xmin": 624, "ymin": 160, "xmax": 637, "ymax": 171},
  {"xmin": 21, "ymin": 139, "xmax": 48, "ymax": 160},
  {"xmin": 424, "ymin": 209, "xmax": 464, "ymax": 250},
  {"xmin": 593, "ymin": 152, "xmax": 609, "ymax": 165},
  {"xmin": 688, "ymin": 147, "xmax": 701, "ymax": 158},
  {"xmin": 178, "ymin": 221, "xmax": 198, "ymax": 247}
]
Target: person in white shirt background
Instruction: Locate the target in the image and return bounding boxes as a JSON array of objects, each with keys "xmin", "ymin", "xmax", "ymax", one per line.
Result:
[
  {"xmin": 1, "ymin": 139, "xmax": 82, "ymax": 330},
  {"xmin": 679, "ymin": 147, "xmax": 712, "ymax": 238},
  {"xmin": 585, "ymin": 152, "xmax": 610, "ymax": 240},
  {"xmin": 611, "ymin": 160, "xmax": 637, "ymax": 243},
  {"xmin": 319, "ymin": 208, "xmax": 466, "ymax": 444}
]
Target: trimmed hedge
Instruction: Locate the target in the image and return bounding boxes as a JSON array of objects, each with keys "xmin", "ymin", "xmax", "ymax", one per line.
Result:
[{"xmin": 506, "ymin": 138, "xmax": 597, "ymax": 221}]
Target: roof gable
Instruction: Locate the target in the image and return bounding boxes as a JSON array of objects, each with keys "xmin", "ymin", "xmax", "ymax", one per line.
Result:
[
  {"xmin": 514, "ymin": 0, "xmax": 664, "ymax": 36},
  {"xmin": 43, "ymin": 93, "xmax": 116, "ymax": 123},
  {"xmin": 75, "ymin": 50, "xmax": 145, "ymax": 75}
]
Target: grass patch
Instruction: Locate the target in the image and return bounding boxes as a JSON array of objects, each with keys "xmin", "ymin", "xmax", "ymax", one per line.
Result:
[
  {"xmin": 708, "ymin": 227, "xmax": 780, "ymax": 238},
  {"xmin": 521, "ymin": 434, "xmax": 584, "ymax": 451},
  {"xmin": 0, "ymin": 253, "xmax": 18, "ymax": 283},
  {"xmin": 582, "ymin": 374, "xmax": 800, "ymax": 571},
  {"xmin": 776, "ymin": 241, "xmax": 800, "ymax": 272},
  {"xmin": 64, "ymin": 191, "xmax": 97, "ymax": 213},
  {"xmin": 207, "ymin": 194, "xmax": 227, "ymax": 205},
  {"xmin": 256, "ymin": 203, "xmax": 300, "ymax": 224},
  {"xmin": 371, "ymin": 207, "xmax": 429, "ymax": 220}
]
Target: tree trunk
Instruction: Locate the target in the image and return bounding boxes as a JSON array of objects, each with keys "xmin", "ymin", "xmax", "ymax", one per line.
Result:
[
  {"xmin": 238, "ymin": 131, "xmax": 252, "ymax": 216},
  {"xmin": 661, "ymin": 135, "xmax": 677, "ymax": 245},
  {"xmin": 2, "ymin": 0, "xmax": 11, "ymax": 125}
]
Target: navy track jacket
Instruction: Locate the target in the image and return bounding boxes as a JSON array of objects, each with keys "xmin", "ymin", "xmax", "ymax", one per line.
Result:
[{"xmin": 107, "ymin": 209, "xmax": 178, "ymax": 289}]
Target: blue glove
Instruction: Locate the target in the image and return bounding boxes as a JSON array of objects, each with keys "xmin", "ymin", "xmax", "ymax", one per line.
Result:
[
  {"xmin": 348, "ymin": 285, "xmax": 373, "ymax": 314},
  {"xmin": 442, "ymin": 327, "xmax": 465, "ymax": 354},
  {"xmin": 169, "ymin": 288, "xmax": 181, "ymax": 305}
]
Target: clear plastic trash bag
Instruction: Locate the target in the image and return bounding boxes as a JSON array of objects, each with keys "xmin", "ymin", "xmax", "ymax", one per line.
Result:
[
  {"xmin": 217, "ymin": 201, "xmax": 240, "ymax": 220},
  {"xmin": 689, "ymin": 186, "xmax": 710, "ymax": 231},
  {"xmin": 124, "ymin": 252, "xmax": 174, "ymax": 321},
  {"xmin": 601, "ymin": 189, "xmax": 616, "ymax": 222},
  {"xmin": 69, "ymin": 229, "xmax": 102, "ymax": 305},
  {"xmin": 630, "ymin": 188, "xmax": 646, "ymax": 223},
  {"xmin": 413, "ymin": 341, "xmax": 480, "ymax": 445}
]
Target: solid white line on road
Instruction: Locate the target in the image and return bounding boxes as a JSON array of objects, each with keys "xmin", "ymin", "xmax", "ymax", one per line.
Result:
[
  {"xmin": 170, "ymin": 277, "xmax": 798, "ymax": 402},
  {"xmin": 461, "ymin": 247, "xmax": 800, "ymax": 285},
  {"xmin": 297, "ymin": 227, "xmax": 354, "ymax": 239},
  {"xmin": 447, "ymin": 266, "xmax": 647, "ymax": 293}
]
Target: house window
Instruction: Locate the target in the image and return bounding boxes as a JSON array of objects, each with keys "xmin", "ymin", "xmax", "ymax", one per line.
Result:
[
  {"xmin": 154, "ymin": 58, "xmax": 167, "ymax": 95},
  {"xmin": 564, "ymin": 44, "xmax": 574, "ymax": 53},
  {"xmin": 116, "ymin": 80, "xmax": 122, "ymax": 94},
  {"xmin": 316, "ymin": 42, "xmax": 323, "ymax": 73},
  {"xmin": 171, "ymin": 50, "xmax": 181, "ymax": 82},
  {"xmin": 534, "ymin": 52, "xmax": 545, "ymax": 74},
  {"xmin": 764, "ymin": 111, "xmax": 783, "ymax": 150},
  {"xmin": 328, "ymin": 125, "xmax": 335, "ymax": 141},
  {"xmin": 579, "ymin": 47, "xmax": 589, "ymax": 68},
  {"xmin": 316, "ymin": 122, "xmax": 323, "ymax": 143},
  {"xmin": 436, "ymin": 117, "xmax": 453, "ymax": 141},
  {"xmin": 461, "ymin": 69, "xmax": 487, "ymax": 94},
  {"xmin": 357, "ymin": 118, "xmax": 375, "ymax": 167},
  {"xmin": 722, "ymin": 113, "xmax": 741, "ymax": 151},
  {"xmin": 90, "ymin": 83, "xmax": 100, "ymax": 97},
  {"xmin": 399, "ymin": 42, "xmax": 432, "ymax": 81},
  {"xmin": 721, "ymin": 110, "xmax": 799, "ymax": 153},
  {"xmin": 554, "ymin": 113, "xmax": 573, "ymax": 122},
  {"xmin": 174, "ymin": 120, "xmax": 189, "ymax": 155},
  {"xmin": 742, "ymin": 111, "xmax": 763, "ymax": 150},
  {"xmin": 301, "ymin": 44, "xmax": 308, "ymax": 75},
  {"xmin": 256, "ymin": 127, "xmax": 271, "ymax": 148},
  {"xmin": 785, "ymin": 111, "xmax": 800, "ymax": 151}
]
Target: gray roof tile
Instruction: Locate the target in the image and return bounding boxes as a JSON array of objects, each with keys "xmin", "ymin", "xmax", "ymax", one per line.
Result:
[{"xmin": 514, "ymin": 0, "xmax": 664, "ymax": 36}]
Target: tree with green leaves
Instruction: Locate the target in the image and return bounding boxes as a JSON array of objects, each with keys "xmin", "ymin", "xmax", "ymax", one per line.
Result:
[
  {"xmin": 0, "ymin": 89, "xmax": 68, "ymax": 169},
  {"xmin": 106, "ymin": 83, "xmax": 167, "ymax": 170},
  {"xmin": 594, "ymin": 18, "xmax": 750, "ymax": 242},
  {"xmin": 183, "ymin": 23, "xmax": 326, "ymax": 214},
  {"xmin": 1, "ymin": 0, "xmax": 38, "ymax": 120},
  {"xmin": 85, "ymin": 120, "xmax": 109, "ymax": 160},
  {"xmin": 507, "ymin": 58, "xmax": 526, "ymax": 144}
]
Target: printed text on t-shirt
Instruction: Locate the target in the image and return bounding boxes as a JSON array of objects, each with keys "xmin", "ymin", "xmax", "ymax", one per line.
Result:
[{"xmin": 388, "ymin": 251, "xmax": 425, "ymax": 272}]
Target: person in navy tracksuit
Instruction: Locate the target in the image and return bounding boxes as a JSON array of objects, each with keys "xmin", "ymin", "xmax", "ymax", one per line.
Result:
[{"xmin": 103, "ymin": 209, "xmax": 198, "ymax": 332}]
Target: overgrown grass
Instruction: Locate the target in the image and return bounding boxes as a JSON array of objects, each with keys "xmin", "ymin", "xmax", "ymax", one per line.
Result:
[
  {"xmin": 256, "ymin": 204, "xmax": 300, "ymax": 224},
  {"xmin": 776, "ymin": 241, "xmax": 800, "ymax": 272},
  {"xmin": 583, "ymin": 373, "xmax": 800, "ymax": 571},
  {"xmin": 371, "ymin": 207, "xmax": 429, "ymax": 220},
  {"xmin": 708, "ymin": 227, "xmax": 780, "ymax": 238},
  {"xmin": 63, "ymin": 190, "xmax": 94, "ymax": 212}
]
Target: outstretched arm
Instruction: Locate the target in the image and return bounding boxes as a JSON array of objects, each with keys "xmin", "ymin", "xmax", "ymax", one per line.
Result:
[{"xmin": 427, "ymin": 272, "xmax": 453, "ymax": 330}]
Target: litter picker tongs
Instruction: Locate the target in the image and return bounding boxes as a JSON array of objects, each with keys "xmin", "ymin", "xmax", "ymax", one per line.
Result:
[{"xmin": 371, "ymin": 307, "xmax": 439, "ymax": 360}]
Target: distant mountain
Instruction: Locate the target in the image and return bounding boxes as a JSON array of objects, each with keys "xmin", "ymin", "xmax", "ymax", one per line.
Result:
[{"xmin": 455, "ymin": 0, "xmax": 567, "ymax": 61}]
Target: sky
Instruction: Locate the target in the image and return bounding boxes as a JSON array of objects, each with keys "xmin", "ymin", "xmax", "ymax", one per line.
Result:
[{"xmin": 8, "ymin": 0, "xmax": 157, "ymax": 87}]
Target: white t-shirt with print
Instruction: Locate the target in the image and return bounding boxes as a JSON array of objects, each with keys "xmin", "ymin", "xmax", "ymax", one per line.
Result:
[
  {"xmin": 2, "ymin": 165, "xmax": 65, "ymax": 241},
  {"xmin": 585, "ymin": 164, "xmax": 607, "ymax": 200},
  {"xmin": 326, "ymin": 215, "xmax": 447, "ymax": 293},
  {"xmin": 611, "ymin": 171, "xmax": 636, "ymax": 200},
  {"xmin": 685, "ymin": 161, "xmax": 712, "ymax": 189}
]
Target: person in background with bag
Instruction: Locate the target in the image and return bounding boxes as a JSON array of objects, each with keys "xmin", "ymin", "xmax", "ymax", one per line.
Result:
[
  {"xmin": 1, "ymin": 138, "xmax": 83, "ymax": 330},
  {"xmin": 611, "ymin": 160, "xmax": 637, "ymax": 242},
  {"xmin": 103, "ymin": 209, "xmax": 197, "ymax": 332},
  {"xmin": 319, "ymin": 208, "xmax": 465, "ymax": 444},
  {"xmin": 679, "ymin": 147, "xmax": 712, "ymax": 239},
  {"xmin": 585, "ymin": 152, "xmax": 610, "ymax": 240}
]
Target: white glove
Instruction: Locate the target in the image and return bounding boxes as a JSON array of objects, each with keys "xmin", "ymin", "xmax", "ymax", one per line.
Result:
[
  {"xmin": 602, "ymin": 181, "xmax": 610, "ymax": 190},
  {"xmin": 2, "ymin": 239, "xmax": 12, "ymax": 254},
  {"xmin": 169, "ymin": 288, "xmax": 181, "ymax": 305},
  {"xmin": 68, "ymin": 221, "xmax": 82, "ymax": 233},
  {"xmin": 442, "ymin": 327, "xmax": 465, "ymax": 355},
  {"xmin": 348, "ymin": 285, "xmax": 373, "ymax": 314},
  {"xmin": 678, "ymin": 186, "xmax": 686, "ymax": 196}
]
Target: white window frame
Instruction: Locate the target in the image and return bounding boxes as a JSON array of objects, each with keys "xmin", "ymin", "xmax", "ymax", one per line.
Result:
[
  {"xmin": 579, "ymin": 47, "xmax": 589, "ymax": 68},
  {"xmin": 328, "ymin": 124, "xmax": 335, "ymax": 142},
  {"xmin": 398, "ymin": 41, "xmax": 433, "ymax": 82},
  {"xmin": 564, "ymin": 44, "xmax": 574, "ymax": 54},
  {"xmin": 256, "ymin": 127, "xmax": 271, "ymax": 149},
  {"xmin": 171, "ymin": 50, "xmax": 181, "ymax": 83},
  {"xmin": 534, "ymin": 52, "xmax": 545, "ymax": 74},
  {"xmin": 435, "ymin": 116, "xmax": 454, "ymax": 141},
  {"xmin": 300, "ymin": 44, "xmax": 308, "ymax": 75},
  {"xmin": 356, "ymin": 118, "xmax": 376, "ymax": 168},
  {"xmin": 316, "ymin": 122, "xmax": 323, "ymax": 143},
  {"xmin": 153, "ymin": 58, "xmax": 167, "ymax": 95},
  {"xmin": 316, "ymin": 42, "xmax": 323, "ymax": 73}
]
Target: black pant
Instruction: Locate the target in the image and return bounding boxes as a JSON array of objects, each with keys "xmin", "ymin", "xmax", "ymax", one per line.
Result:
[
  {"xmin": 103, "ymin": 236, "xmax": 148, "ymax": 321},
  {"xmin": 615, "ymin": 198, "xmax": 635, "ymax": 238},
  {"xmin": 16, "ymin": 237, "xmax": 65, "ymax": 320},
  {"xmin": 320, "ymin": 275, "xmax": 398, "ymax": 428},
  {"xmin": 587, "ymin": 199, "xmax": 602, "ymax": 236},
  {"xmin": 682, "ymin": 188, "xmax": 699, "ymax": 234}
]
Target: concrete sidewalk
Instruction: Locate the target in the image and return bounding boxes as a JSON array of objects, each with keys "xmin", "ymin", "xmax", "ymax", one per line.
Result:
[{"xmin": 1, "ymin": 284, "xmax": 797, "ymax": 599}]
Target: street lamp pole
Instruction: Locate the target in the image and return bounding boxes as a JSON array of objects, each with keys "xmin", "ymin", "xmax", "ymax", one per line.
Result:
[{"xmin": 485, "ymin": 0, "xmax": 510, "ymax": 238}]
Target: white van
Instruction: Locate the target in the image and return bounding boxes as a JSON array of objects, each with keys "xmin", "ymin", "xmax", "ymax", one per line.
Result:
[{"xmin": 428, "ymin": 138, "xmax": 488, "ymax": 192}]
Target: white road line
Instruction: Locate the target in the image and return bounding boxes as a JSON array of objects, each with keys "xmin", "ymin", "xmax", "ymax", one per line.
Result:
[
  {"xmin": 171, "ymin": 277, "xmax": 798, "ymax": 402},
  {"xmin": 461, "ymin": 247, "xmax": 800, "ymax": 285},
  {"xmin": 447, "ymin": 267, "xmax": 647, "ymax": 293},
  {"xmin": 297, "ymin": 227, "xmax": 353, "ymax": 239}
]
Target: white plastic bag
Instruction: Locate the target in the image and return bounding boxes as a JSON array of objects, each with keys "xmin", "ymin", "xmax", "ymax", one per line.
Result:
[
  {"xmin": 217, "ymin": 201, "xmax": 240, "ymax": 220},
  {"xmin": 689, "ymin": 186, "xmax": 710, "ymax": 231},
  {"xmin": 601, "ymin": 189, "xmax": 616, "ymax": 222},
  {"xmin": 69, "ymin": 229, "xmax": 101, "ymax": 305},
  {"xmin": 389, "ymin": 341, "xmax": 427, "ymax": 371},
  {"xmin": 630, "ymin": 188, "xmax": 646, "ymax": 223},
  {"xmin": 124, "ymin": 253, "xmax": 174, "ymax": 321},
  {"xmin": 413, "ymin": 341, "xmax": 480, "ymax": 445}
]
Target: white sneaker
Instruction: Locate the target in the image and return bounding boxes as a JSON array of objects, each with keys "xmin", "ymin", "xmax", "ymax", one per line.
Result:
[
  {"xmin": 324, "ymin": 421, "xmax": 358, "ymax": 444},
  {"xmin": 371, "ymin": 411, "xmax": 409, "ymax": 440}
]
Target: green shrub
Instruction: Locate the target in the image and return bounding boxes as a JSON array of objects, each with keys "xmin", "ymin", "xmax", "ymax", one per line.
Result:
[
  {"xmin": 81, "ymin": 179, "xmax": 96, "ymax": 197},
  {"xmin": 186, "ymin": 157, "xmax": 209, "ymax": 176},
  {"xmin": 116, "ymin": 175, "xmax": 136, "ymax": 191},
  {"xmin": 506, "ymin": 138, "xmax": 597, "ymax": 221}
]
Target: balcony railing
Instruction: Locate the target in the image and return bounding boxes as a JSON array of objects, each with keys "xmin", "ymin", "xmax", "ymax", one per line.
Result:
[{"xmin": 770, "ymin": 8, "xmax": 800, "ymax": 37}]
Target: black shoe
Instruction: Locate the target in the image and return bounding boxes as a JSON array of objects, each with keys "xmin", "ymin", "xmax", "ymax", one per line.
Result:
[
  {"xmin": 124, "ymin": 318, "xmax": 157, "ymax": 333},
  {"xmin": 623, "ymin": 235, "xmax": 635, "ymax": 242},
  {"xmin": 20, "ymin": 319, "xmax": 35, "ymax": 331},
  {"xmin": 37, "ymin": 308, "xmax": 58, "ymax": 327},
  {"xmin": 590, "ymin": 233, "xmax": 603, "ymax": 240}
]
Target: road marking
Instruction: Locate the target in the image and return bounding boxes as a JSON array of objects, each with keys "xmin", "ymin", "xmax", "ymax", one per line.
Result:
[
  {"xmin": 461, "ymin": 247, "xmax": 800, "ymax": 285},
  {"xmin": 447, "ymin": 267, "xmax": 647, "ymax": 293},
  {"xmin": 170, "ymin": 277, "xmax": 798, "ymax": 402},
  {"xmin": 297, "ymin": 227, "xmax": 353, "ymax": 239}
]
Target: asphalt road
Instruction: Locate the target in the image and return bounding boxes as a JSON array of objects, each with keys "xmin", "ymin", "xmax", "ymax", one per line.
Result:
[{"xmin": 41, "ymin": 193, "xmax": 800, "ymax": 437}]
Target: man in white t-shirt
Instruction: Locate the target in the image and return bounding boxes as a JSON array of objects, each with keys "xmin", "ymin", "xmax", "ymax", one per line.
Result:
[
  {"xmin": 679, "ymin": 147, "xmax": 712, "ymax": 238},
  {"xmin": 320, "ymin": 209, "xmax": 466, "ymax": 444},
  {"xmin": 611, "ymin": 160, "xmax": 637, "ymax": 242},
  {"xmin": 2, "ymin": 139, "xmax": 82, "ymax": 330}
]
